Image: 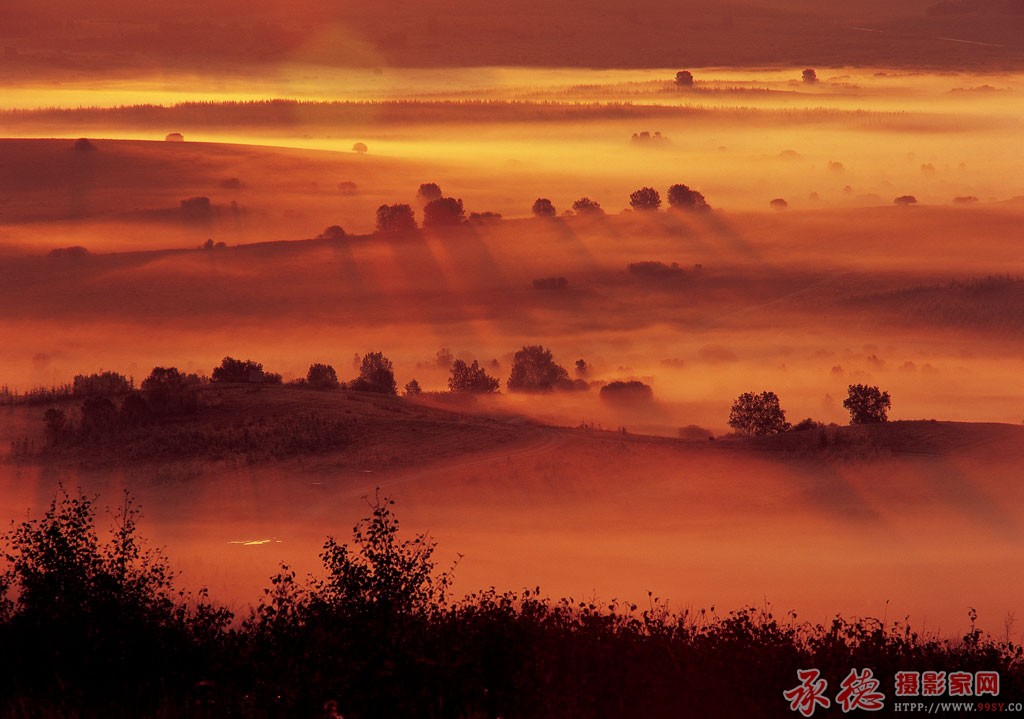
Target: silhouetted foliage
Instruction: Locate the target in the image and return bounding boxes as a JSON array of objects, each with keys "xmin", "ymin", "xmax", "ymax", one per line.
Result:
[
  {"xmin": 350, "ymin": 352, "xmax": 398, "ymax": 395},
  {"xmin": 600, "ymin": 380, "xmax": 654, "ymax": 403},
  {"xmin": 791, "ymin": 417, "xmax": 826, "ymax": 432},
  {"xmin": 80, "ymin": 396, "xmax": 118, "ymax": 438},
  {"xmin": 73, "ymin": 137, "xmax": 97, "ymax": 151},
  {"xmin": 667, "ymin": 183, "xmax": 710, "ymax": 211},
  {"xmin": 212, "ymin": 356, "xmax": 266, "ymax": 383},
  {"xmin": 802, "ymin": 68, "xmax": 818, "ymax": 83},
  {"xmin": 141, "ymin": 367, "xmax": 198, "ymax": 415},
  {"xmin": 728, "ymin": 391, "xmax": 791, "ymax": 436},
  {"xmin": 843, "ymin": 384, "xmax": 891, "ymax": 424},
  {"xmin": 375, "ymin": 203, "xmax": 417, "ymax": 233},
  {"xmin": 423, "ymin": 197, "xmax": 465, "ymax": 227},
  {"xmin": 628, "ymin": 261, "xmax": 684, "ymax": 278},
  {"xmin": 1, "ymin": 492, "xmax": 1020, "ymax": 718},
  {"xmin": 435, "ymin": 347, "xmax": 455, "ymax": 369},
  {"xmin": 894, "ymin": 195, "xmax": 918, "ymax": 206},
  {"xmin": 571, "ymin": 197, "xmax": 604, "ymax": 215},
  {"xmin": 416, "ymin": 182, "xmax": 443, "ymax": 203},
  {"xmin": 403, "ymin": 379, "xmax": 422, "ymax": 396},
  {"xmin": 532, "ymin": 276, "xmax": 568, "ymax": 290},
  {"xmin": 675, "ymin": 70, "xmax": 694, "ymax": 87},
  {"xmin": 770, "ymin": 198, "xmax": 789, "ymax": 210},
  {"xmin": 47, "ymin": 245, "xmax": 90, "ymax": 259},
  {"xmin": 468, "ymin": 211, "xmax": 502, "ymax": 222},
  {"xmin": 532, "ymin": 197, "xmax": 557, "ymax": 217},
  {"xmin": 164, "ymin": 132, "xmax": 184, "ymax": 142},
  {"xmin": 180, "ymin": 196, "xmax": 212, "ymax": 220},
  {"xmin": 307, "ymin": 363, "xmax": 340, "ymax": 389},
  {"xmin": 630, "ymin": 131, "xmax": 670, "ymax": 146},
  {"xmin": 0, "ymin": 489, "xmax": 230, "ymax": 715},
  {"xmin": 629, "ymin": 186, "xmax": 662, "ymax": 211},
  {"xmin": 352, "ymin": 142, "xmax": 368, "ymax": 154},
  {"xmin": 337, "ymin": 180, "xmax": 358, "ymax": 194},
  {"xmin": 120, "ymin": 392, "xmax": 153, "ymax": 428},
  {"xmin": 449, "ymin": 360, "xmax": 500, "ymax": 393},
  {"xmin": 953, "ymin": 195, "xmax": 979, "ymax": 204},
  {"xmin": 43, "ymin": 408, "xmax": 70, "ymax": 445},
  {"xmin": 507, "ymin": 345, "xmax": 572, "ymax": 392},
  {"xmin": 316, "ymin": 225, "xmax": 346, "ymax": 240},
  {"xmin": 575, "ymin": 359, "xmax": 588, "ymax": 377},
  {"xmin": 72, "ymin": 371, "xmax": 131, "ymax": 397}
]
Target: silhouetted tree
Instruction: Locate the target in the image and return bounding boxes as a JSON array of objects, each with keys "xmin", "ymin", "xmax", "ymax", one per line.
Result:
[
  {"xmin": 180, "ymin": 196, "xmax": 212, "ymax": 221},
  {"xmin": 352, "ymin": 142, "xmax": 368, "ymax": 154},
  {"xmin": 770, "ymin": 198, "xmax": 789, "ymax": 210},
  {"xmin": 120, "ymin": 392, "xmax": 153, "ymax": 427},
  {"xmin": 728, "ymin": 391, "xmax": 790, "ymax": 436},
  {"xmin": 629, "ymin": 187, "xmax": 661, "ymax": 211},
  {"xmin": 435, "ymin": 348, "xmax": 455, "ymax": 369},
  {"xmin": 307, "ymin": 363, "xmax": 339, "ymax": 389},
  {"xmin": 423, "ymin": 197, "xmax": 465, "ymax": 227},
  {"xmin": 212, "ymin": 357, "xmax": 265, "ymax": 383},
  {"xmin": 350, "ymin": 352, "xmax": 397, "ymax": 395},
  {"xmin": 802, "ymin": 68, "xmax": 818, "ymax": 84},
  {"xmin": 507, "ymin": 345, "xmax": 571, "ymax": 392},
  {"xmin": 532, "ymin": 198, "xmax": 557, "ymax": 217},
  {"xmin": 141, "ymin": 367, "xmax": 197, "ymax": 415},
  {"xmin": 572, "ymin": 197, "xmax": 604, "ymax": 216},
  {"xmin": 843, "ymin": 384, "xmax": 891, "ymax": 424},
  {"xmin": 675, "ymin": 70, "xmax": 694, "ymax": 87},
  {"xmin": 403, "ymin": 379, "xmax": 422, "ymax": 396},
  {"xmin": 575, "ymin": 359, "xmax": 588, "ymax": 377},
  {"xmin": 375, "ymin": 204, "xmax": 417, "ymax": 233},
  {"xmin": 894, "ymin": 195, "xmax": 918, "ymax": 206},
  {"xmin": 599, "ymin": 380, "xmax": 653, "ymax": 403},
  {"xmin": 72, "ymin": 372, "xmax": 131, "ymax": 397},
  {"xmin": 80, "ymin": 396, "xmax": 118, "ymax": 438},
  {"xmin": 667, "ymin": 184, "xmax": 710, "ymax": 211},
  {"xmin": 43, "ymin": 408, "xmax": 70, "ymax": 445},
  {"xmin": 449, "ymin": 360, "xmax": 499, "ymax": 393},
  {"xmin": 416, "ymin": 183, "xmax": 443, "ymax": 203},
  {"xmin": 73, "ymin": 138, "xmax": 97, "ymax": 151},
  {"xmin": 316, "ymin": 225, "xmax": 346, "ymax": 241}
]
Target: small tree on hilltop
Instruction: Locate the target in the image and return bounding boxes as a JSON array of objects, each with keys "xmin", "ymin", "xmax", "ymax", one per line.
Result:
[
  {"xmin": 350, "ymin": 352, "xmax": 397, "ymax": 395},
  {"xmin": 667, "ymin": 184, "xmax": 710, "ymax": 212},
  {"xmin": 423, "ymin": 197, "xmax": 465, "ymax": 227},
  {"xmin": 375, "ymin": 204, "xmax": 417, "ymax": 233},
  {"xmin": 507, "ymin": 345, "xmax": 571, "ymax": 392},
  {"xmin": 448, "ymin": 360, "xmax": 499, "ymax": 394},
  {"xmin": 629, "ymin": 187, "xmax": 661, "ymax": 211},
  {"xmin": 728, "ymin": 391, "xmax": 790, "ymax": 436},
  {"xmin": 572, "ymin": 197, "xmax": 604, "ymax": 216},
  {"xmin": 403, "ymin": 379, "xmax": 422, "ymax": 396},
  {"xmin": 307, "ymin": 363, "xmax": 339, "ymax": 390},
  {"xmin": 843, "ymin": 384, "xmax": 891, "ymax": 424},
  {"xmin": 532, "ymin": 198, "xmax": 557, "ymax": 217},
  {"xmin": 416, "ymin": 183, "xmax": 443, "ymax": 203}
]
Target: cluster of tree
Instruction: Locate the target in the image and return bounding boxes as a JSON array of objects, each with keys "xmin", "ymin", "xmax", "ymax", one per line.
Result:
[
  {"xmin": 728, "ymin": 385, "xmax": 892, "ymax": 436},
  {"xmin": 599, "ymin": 380, "xmax": 654, "ymax": 404},
  {"xmin": 212, "ymin": 356, "xmax": 283, "ymax": 384},
  {"xmin": 630, "ymin": 130, "xmax": 671, "ymax": 146},
  {"xmin": 0, "ymin": 489, "xmax": 1017, "ymax": 718}
]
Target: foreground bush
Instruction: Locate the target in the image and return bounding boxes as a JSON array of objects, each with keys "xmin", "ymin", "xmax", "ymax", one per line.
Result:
[{"xmin": 1, "ymin": 492, "xmax": 1020, "ymax": 718}]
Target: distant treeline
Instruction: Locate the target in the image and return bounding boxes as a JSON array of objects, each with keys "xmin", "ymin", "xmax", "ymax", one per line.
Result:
[
  {"xmin": 0, "ymin": 99, "xmax": 925, "ymax": 129},
  {"xmin": 0, "ymin": 487, "xmax": 1019, "ymax": 719}
]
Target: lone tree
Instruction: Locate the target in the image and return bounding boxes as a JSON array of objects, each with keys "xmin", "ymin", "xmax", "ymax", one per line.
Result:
[
  {"xmin": 843, "ymin": 384, "xmax": 891, "ymax": 424},
  {"xmin": 352, "ymin": 142, "xmax": 368, "ymax": 154},
  {"xmin": 416, "ymin": 183, "xmax": 443, "ymax": 203},
  {"xmin": 802, "ymin": 68, "xmax": 818, "ymax": 84},
  {"xmin": 376, "ymin": 204, "xmax": 417, "ymax": 233},
  {"xmin": 350, "ymin": 352, "xmax": 397, "ymax": 395},
  {"xmin": 728, "ymin": 391, "xmax": 791, "ymax": 436},
  {"xmin": 532, "ymin": 198, "xmax": 557, "ymax": 217},
  {"xmin": 629, "ymin": 187, "xmax": 662, "ymax": 211},
  {"xmin": 507, "ymin": 345, "xmax": 571, "ymax": 392},
  {"xmin": 675, "ymin": 70, "xmax": 694, "ymax": 87},
  {"xmin": 667, "ymin": 184, "xmax": 710, "ymax": 212},
  {"xmin": 571, "ymin": 197, "xmax": 604, "ymax": 216},
  {"xmin": 894, "ymin": 195, "xmax": 918, "ymax": 206},
  {"xmin": 307, "ymin": 363, "xmax": 340, "ymax": 390},
  {"xmin": 448, "ymin": 360, "xmax": 499, "ymax": 394},
  {"xmin": 423, "ymin": 197, "xmax": 465, "ymax": 227}
]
